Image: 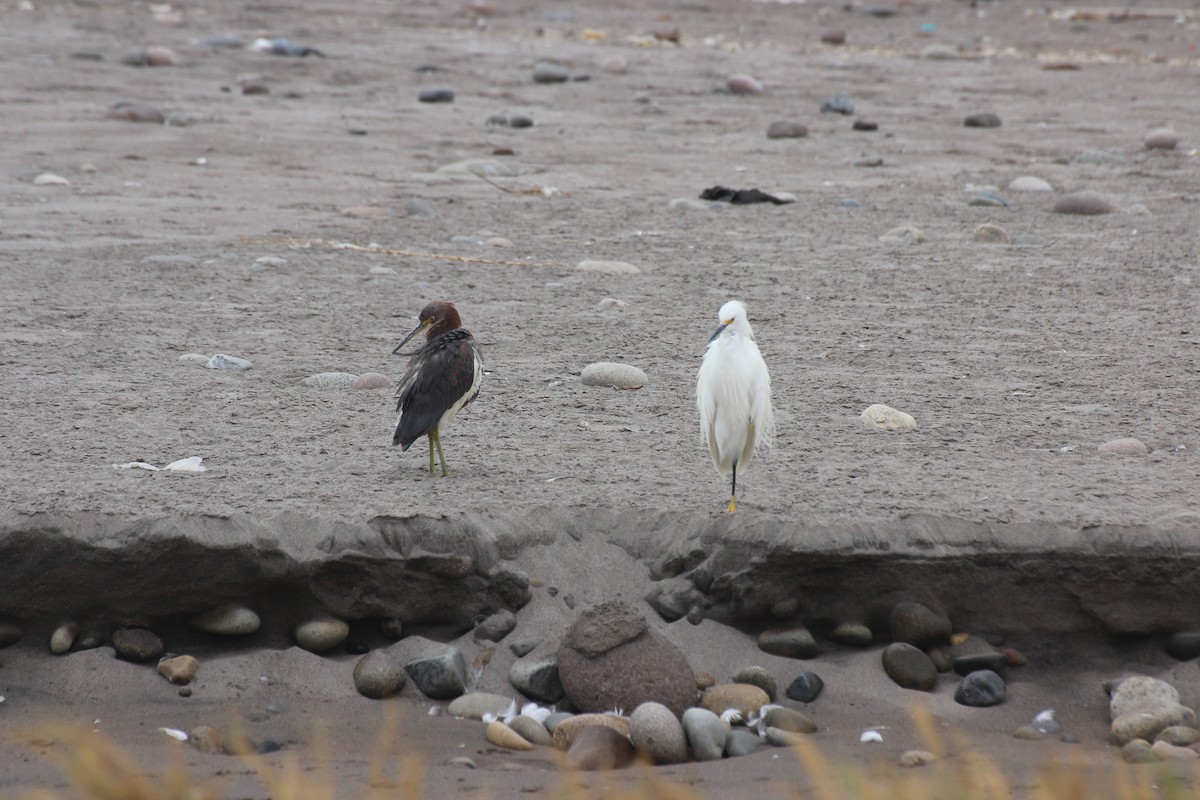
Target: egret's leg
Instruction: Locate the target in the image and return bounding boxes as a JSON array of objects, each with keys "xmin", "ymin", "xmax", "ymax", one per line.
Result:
[
  {"xmin": 726, "ymin": 463, "xmax": 738, "ymax": 513},
  {"xmin": 427, "ymin": 430, "xmax": 437, "ymax": 474},
  {"xmin": 432, "ymin": 428, "xmax": 450, "ymax": 477}
]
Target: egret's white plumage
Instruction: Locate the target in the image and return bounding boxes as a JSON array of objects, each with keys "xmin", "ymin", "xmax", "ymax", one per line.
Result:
[{"xmin": 696, "ymin": 300, "xmax": 776, "ymax": 512}]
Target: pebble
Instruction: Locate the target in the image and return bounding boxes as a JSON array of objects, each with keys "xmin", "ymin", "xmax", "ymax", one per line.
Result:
[
  {"xmin": 189, "ymin": 726, "xmax": 222, "ymax": 754},
  {"xmin": 953, "ymin": 653, "xmax": 1008, "ymax": 676},
  {"xmin": 446, "ymin": 693, "xmax": 513, "ymax": 720},
  {"xmin": 1013, "ymin": 725, "xmax": 1046, "ymax": 740},
  {"xmin": 239, "ymin": 75, "xmax": 269, "ymax": 95},
  {"xmin": 853, "ymin": 119, "xmax": 879, "ymax": 131},
  {"xmin": 342, "ymin": 206, "xmax": 390, "ymax": 219},
  {"xmin": 49, "ymin": 622, "xmax": 79, "ymax": 654},
  {"xmin": 532, "ymin": 61, "xmax": 569, "ymax": 83},
  {"xmin": 955, "ymin": 670, "xmax": 1006, "ymax": 706},
  {"xmin": 33, "ymin": 173, "xmax": 70, "ymax": 186},
  {"xmin": 509, "ymin": 115, "xmax": 533, "ymax": 129},
  {"xmin": 732, "ymin": 666, "xmax": 777, "ymax": 701},
  {"xmin": 821, "ymin": 29, "xmax": 847, "ymax": 45},
  {"xmin": 552, "ymin": 713, "xmax": 631, "ymax": 751},
  {"xmin": 898, "ymin": 750, "xmax": 938, "ymax": 767},
  {"xmin": 111, "ymin": 627, "xmax": 164, "ymax": 662},
  {"xmin": 964, "ymin": 112, "xmax": 1002, "ymax": 128},
  {"xmin": 682, "ymin": 708, "xmax": 725, "ymax": 761},
  {"xmin": 766, "ymin": 121, "xmax": 807, "ymax": 139},
  {"xmin": 509, "ymin": 638, "xmax": 538, "ymax": 657},
  {"xmin": 629, "ymin": 702, "xmax": 689, "ymax": 764},
  {"xmin": 406, "ymin": 198, "xmax": 435, "ymax": 217},
  {"xmin": 120, "ymin": 45, "xmax": 180, "ymax": 66},
  {"xmin": 855, "ymin": 157, "xmax": 884, "ymax": 168},
  {"xmin": 379, "ymin": 618, "xmax": 403, "ymax": 641},
  {"xmin": 580, "ymin": 362, "xmax": 647, "ymax": 389},
  {"xmin": 302, "ymin": 372, "xmax": 359, "ymax": 390},
  {"xmin": 921, "ymin": 43, "xmax": 963, "ymax": 60},
  {"xmin": 509, "ymin": 715, "xmax": 553, "ymax": 745},
  {"xmin": 1152, "ymin": 740, "xmax": 1199, "ymax": 760},
  {"xmin": 765, "ymin": 727, "xmax": 805, "ymax": 747},
  {"xmin": 829, "ymin": 623, "xmax": 873, "ymax": 647},
  {"xmin": 353, "ymin": 372, "xmax": 392, "ymax": 390},
  {"xmin": 878, "ymin": 226, "xmax": 925, "ymax": 245},
  {"xmin": 106, "ymin": 101, "xmax": 164, "ymax": 123},
  {"xmin": 418, "ymin": 88, "xmax": 455, "ymax": 103},
  {"xmin": 700, "ymin": 684, "xmax": 770, "ymax": 718},
  {"xmin": 881, "ymin": 643, "xmax": 938, "ymax": 691},
  {"xmin": 405, "ymin": 648, "xmax": 468, "ymax": 699},
  {"xmin": 1008, "ymin": 176, "xmax": 1053, "ymax": 192},
  {"xmin": 724, "ymin": 729, "xmax": 763, "ymax": 758},
  {"xmin": 763, "ymin": 706, "xmax": 818, "ymax": 734},
  {"xmin": 199, "ymin": 34, "xmax": 245, "ymax": 48},
  {"xmin": 509, "ymin": 658, "xmax": 564, "ymax": 703},
  {"xmin": 158, "ymin": 655, "xmax": 200, "ymax": 684},
  {"xmin": 1166, "ymin": 633, "xmax": 1200, "ymax": 661},
  {"xmin": 601, "ymin": 56, "xmax": 628, "ymax": 74},
  {"xmin": 861, "ymin": 403, "xmax": 917, "ymax": 430},
  {"xmin": 1098, "ymin": 437, "xmax": 1148, "ymax": 455},
  {"xmin": 1122, "ymin": 740, "xmax": 1156, "ymax": 763},
  {"xmin": 1110, "ymin": 676, "xmax": 1195, "ymax": 744},
  {"xmin": 1157, "ymin": 726, "xmax": 1200, "ymax": 746},
  {"xmin": 354, "ymin": 650, "xmax": 407, "ymax": 699},
  {"xmin": 785, "ymin": 671, "xmax": 825, "ymax": 703},
  {"xmin": 973, "ymin": 223, "xmax": 1011, "ymax": 244},
  {"xmin": 207, "ymin": 354, "xmax": 252, "ymax": 371},
  {"xmin": 577, "ymin": 259, "xmax": 640, "ymax": 275},
  {"xmin": 1144, "ymin": 128, "xmax": 1179, "ymax": 150},
  {"xmin": 294, "ymin": 617, "xmax": 350, "ymax": 653},
  {"xmin": 486, "ymin": 720, "xmax": 533, "ymax": 751},
  {"xmin": 726, "ymin": 74, "xmax": 764, "ymax": 95},
  {"xmin": 758, "ymin": 627, "xmax": 821, "ymax": 659},
  {"xmin": 891, "ymin": 602, "xmax": 951, "ymax": 647},
  {"xmin": 1053, "ymin": 191, "xmax": 1116, "ymax": 215},
  {"xmin": 838, "ymin": 199, "xmax": 861, "ymax": 209},
  {"xmin": 820, "ymin": 93, "xmax": 854, "ymax": 115},
  {"xmin": 564, "ymin": 724, "xmax": 635, "ymax": 770},
  {"xmin": 969, "ymin": 192, "xmax": 1009, "ymax": 207},
  {"xmin": 473, "ymin": 610, "xmax": 517, "ymax": 643}
]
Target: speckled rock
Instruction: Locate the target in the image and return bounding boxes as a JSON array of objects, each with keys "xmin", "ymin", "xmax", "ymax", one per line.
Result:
[
  {"xmin": 699, "ymin": 684, "xmax": 770, "ymax": 719},
  {"xmin": 732, "ymin": 666, "xmax": 777, "ymax": 700},
  {"xmin": 1144, "ymin": 128, "xmax": 1179, "ymax": 150},
  {"xmin": 1099, "ymin": 437, "xmax": 1148, "ymax": 455},
  {"xmin": 353, "ymin": 650, "xmax": 408, "ymax": 699},
  {"xmin": 581, "ymin": 362, "xmax": 648, "ymax": 389},
  {"xmin": 301, "ymin": 372, "xmax": 358, "ymax": 390},
  {"xmin": 881, "ymin": 643, "xmax": 938, "ymax": 691},
  {"xmin": 111, "ymin": 627, "xmax": 163, "ymax": 662},
  {"xmin": 294, "ymin": 617, "xmax": 349, "ymax": 653},
  {"xmin": 861, "ymin": 404, "xmax": 917, "ymax": 431},
  {"xmin": 879, "ymin": 226, "xmax": 926, "ymax": 245},
  {"xmin": 577, "ymin": 259, "xmax": 640, "ymax": 275},
  {"xmin": 353, "ymin": 372, "xmax": 393, "ymax": 390},
  {"xmin": 564, "ymin": 724, "xmax": 636, "ymax": 770},
  {"xmin": 973, "ymin": 223, "xmax": 1011, "ymax": 244},
  {"xmin": 1053, "ymin": 192, "xmax": 1115, "ymax": 216},
  {"xmin": 509, "ymin": 657, "xmax": 564, "ymax": 703},
  {"xmin": 629, "ymin": 702, "xmax": 689, "ymax": 764},
  {"xmin": 190, "ymin": 604, "xmax": 260, "ymax": 636}
]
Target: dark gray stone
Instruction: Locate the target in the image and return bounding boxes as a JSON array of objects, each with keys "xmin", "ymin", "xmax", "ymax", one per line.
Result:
[
  {"xmin": 953, "ymin": 653, "xmax": 1009, "ymax": 677},
  {"xmin": 724, "ymin": 728, "xmax": 763, "ymax": 757},
  {"xmin": 890, "ymin": 601, "xmax": 951, "ymax": 648},
  {"xmin": 473, "ymin": 609, "xmax": 517, "ymax": 643},
  {"xmin": 111, "ymin": 627, "xmax": 163, "ymax": 662},
  {"xmin": 509, "ymin": 657, "xmax": 564, "ymax": 703},
  {"xmin": 732, "ymin": 665, "xmax": 777, "ymax": 701},
  {"xmin": 786, "ymin": 671, "xmax": 825, "ymax": 703},
  {"xmin": 955, "ymin": 670, "xmax": 1006, "ymax": 707},
  {"xmin": 882, "ymin": 643, "xmax": 937, "ymax": 691},
  {"xmin": 404, "ymin": 648, "xmax": 467, "ymax": 699},
  {"xmin": 758, "ymin": 626, "xmax": 821, "ymax": 659},
  {"xmin": 964, "ymin": 112, "xmax": 1002, "ymax": 128},
  {"xmin": 1167, "ymin": 632, "xmax": 1200, "ymax": 661}
]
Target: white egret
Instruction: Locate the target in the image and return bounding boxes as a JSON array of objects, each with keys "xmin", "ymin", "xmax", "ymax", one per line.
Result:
[
  {"xmin": 696, "ymin": 300, "xmax": 776, "ymax": 512},
  {"xmin": 391, "ymin": 301, "xmax": 483, "ymax": 476}
]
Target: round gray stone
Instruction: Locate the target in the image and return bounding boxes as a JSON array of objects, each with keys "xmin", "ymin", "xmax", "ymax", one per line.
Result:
[
  {"xmin": 629, "ymin": 702, "xmax": 689, "ymax": 764},
  {"xmin": 353, "ymin": 650, "xmax": 407, "ymax": 699},
  {"xmin": 881, "ymin": 642, "xmax": 938, "ymax": 691},
  {"xmin": 955, "ymin": 670, "xmax": 1006, "ymax": 707},
  {"xmin": 190, "ymin": 604, "xmax": 260, "ymax": 636},
  {"xmin": 581, "ymin": 362, "xmax": 648, "ymax": 389},
  {"xmin": 682, "ymin": 707, "xmax": 725, "ymax": 761}
]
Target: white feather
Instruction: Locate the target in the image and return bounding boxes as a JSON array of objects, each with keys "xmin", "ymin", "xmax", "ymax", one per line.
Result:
[
  {"xmin": 720, "ymin": 708, "xmax": 743, "ymax": 725},
  {"xmin": 860, "ymin": 729, "xmax": 883, "ymax": 743},
  {"xmin": 521, "ymin": 702, "xmax": 552, "ymax": 724}
]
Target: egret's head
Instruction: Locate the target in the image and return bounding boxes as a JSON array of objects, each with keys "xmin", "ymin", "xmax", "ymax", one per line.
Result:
[{"xmin": 708, "ymin": 300, "xmax": 752, "ymax": 342}]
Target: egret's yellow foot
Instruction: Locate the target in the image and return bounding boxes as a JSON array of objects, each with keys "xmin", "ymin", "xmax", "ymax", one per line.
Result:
[{"xmin": 725, "ymin": 497, "xmax": 737, "ymax": 513}]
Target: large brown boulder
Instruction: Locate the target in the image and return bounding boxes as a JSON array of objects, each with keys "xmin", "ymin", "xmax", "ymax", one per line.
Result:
[{"xmin": 556, "ymin": 600, "xmax": 695, "ymax": 717}]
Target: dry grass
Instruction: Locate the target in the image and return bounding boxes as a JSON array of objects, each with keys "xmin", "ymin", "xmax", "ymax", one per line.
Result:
[{"xmin": 7, "ymin": 706, "xmax": 1198, "ymax": 800}]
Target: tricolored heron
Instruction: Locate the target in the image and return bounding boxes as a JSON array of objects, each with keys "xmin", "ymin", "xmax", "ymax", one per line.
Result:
[
  {"xmin": 696, "ymin": 300, "xmax": 776, "ymax": 512},
  {"xmin": 391, "ymin": 301, "xmax": 482, "ymax": 476}
]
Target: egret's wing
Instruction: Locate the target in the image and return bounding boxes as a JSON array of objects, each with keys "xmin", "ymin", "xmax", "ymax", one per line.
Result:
[
  {"xmin": 696, "ymin": 348, "xmax": 717, "ymax": 445},
  {"xmin": 749, "ymin": 347, "xmax": 776, "ymax": 452}
]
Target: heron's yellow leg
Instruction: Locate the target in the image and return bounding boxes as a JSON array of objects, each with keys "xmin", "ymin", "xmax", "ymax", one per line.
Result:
[
  {"xmin": 431, "ymin": 428, "xmax": 450, "ymax": 477},
  {"xmin": 726, "ymin": 497, "xmax": 737, "ymax": 513},
  {"xmin": 427, "ymin": 430, "xmax": 437, "ymax": 474}
]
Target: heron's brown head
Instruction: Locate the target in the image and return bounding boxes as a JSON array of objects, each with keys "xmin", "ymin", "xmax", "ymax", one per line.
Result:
[{"xmin": 393, "ymin": 301, "xmax": 463, "ymax": 354}]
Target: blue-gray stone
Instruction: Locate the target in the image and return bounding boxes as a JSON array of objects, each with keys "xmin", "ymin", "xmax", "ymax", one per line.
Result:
[
  {"xmin": 786, "ymin": 671, "xmax": 825, "ymax": 703},
  {"xmin": 404, "ymin": 648, "xmax": 467, "ymax": 699},
  {"xmin": 724, "ymin": 729, "xmax": 763, "ymax": 758},
  {"xmin": 955, "ymin": 670, "xmax": 1006, "ymax": 707}
]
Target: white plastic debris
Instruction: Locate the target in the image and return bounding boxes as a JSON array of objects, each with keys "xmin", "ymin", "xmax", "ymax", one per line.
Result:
[
  {"xmin": 860, "ymin": 729, "xmax": 884, "ymax": 743},
  {"xmin": 158, "ymin": 727, "xmax": 188, "ymax": 742},
  {"xmin": 112, "ymin": 457, "xmax": 206, "ymax": 472}
]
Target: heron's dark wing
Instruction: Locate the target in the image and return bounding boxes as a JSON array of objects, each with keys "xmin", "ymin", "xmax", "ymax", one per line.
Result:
[{"xmin": 392, "ymin": 329, "xmax": 480, "ymax": 449}]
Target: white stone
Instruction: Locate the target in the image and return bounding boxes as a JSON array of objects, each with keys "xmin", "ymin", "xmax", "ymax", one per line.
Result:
[
  {"xmin": 301, "ymin": 372, "xmax": 358, "ymax": 390},
  {"xmin": 1008, "ymin": 176, "xmax": 1053, "ymax": 193},
  {"xmin": 577, "ymin": 259, "xmax": 641, "ymax": 275},
  {"xmin": 581, "ymin": 362, "xmax": 647, "ymax": 389},
  {"xmin": 861, "ymin": 404, "xmax": 917, "ymax": 430},
  {"xmin": 33, "ymin": 172, "xmax": 70, "ymax": 186},
  {"xmin": 207, "ymin": 354, "xmax": 252, "ymax": 371}
]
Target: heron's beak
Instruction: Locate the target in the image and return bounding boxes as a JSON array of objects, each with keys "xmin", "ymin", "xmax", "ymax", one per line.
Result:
[
  {"xmin": 707, "ymin": 320, "xmax": 731, "ymax": 343},
  {"xmin": 392, "ymin": 318, "xmax": 431, "ymax": 355}
]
